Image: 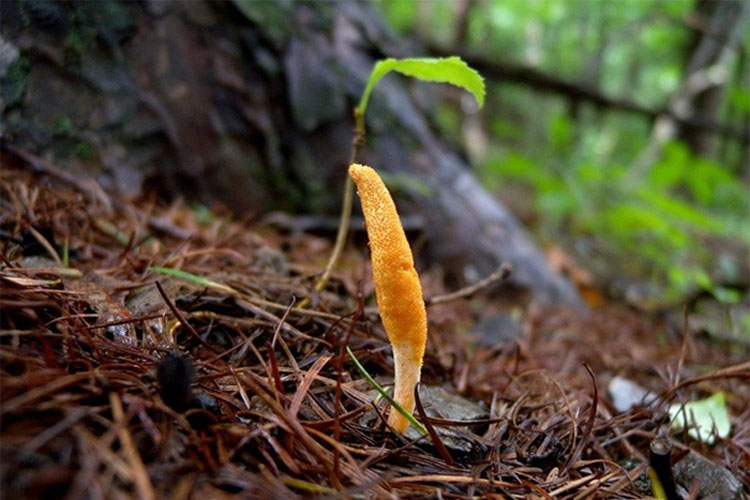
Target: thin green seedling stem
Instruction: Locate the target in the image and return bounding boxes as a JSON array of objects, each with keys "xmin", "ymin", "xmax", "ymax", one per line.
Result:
[
  {"xmin": 314, "ymin": 176, "xmax": 353, "ymax": 293},
  {"xmin": 149, "ymin": 266, "xmax": 237, "ymax": 295},
  {"xmin": 304, "ymin": 56, "xmax": 483, "ymax": 306},
  {"xmin": 346, "ymin": 346, "xmax": 427, "ymax": 435},
  {"xmin": 302, "ymin": 113, "xmax": 365, "ymax": 307}
]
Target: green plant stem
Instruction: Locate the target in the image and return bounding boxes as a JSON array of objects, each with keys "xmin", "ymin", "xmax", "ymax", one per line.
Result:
[
  {"xmin": 346, "ymin": 346, "xmax": 427, "ymax": 435},
  {"xmin": 314, "ymin": 176, "xmax": 353, "ymax": 295},
  {"xmin": 301, "ymin": 111, "xmax": 365, "ymax": 307}
]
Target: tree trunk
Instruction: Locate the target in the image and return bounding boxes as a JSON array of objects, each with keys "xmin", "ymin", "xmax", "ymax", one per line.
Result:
[
  {"xmin": 0, "ymin": 0, "xmax": 580, "ymax": 306},
  {"xmin": 630, "ymin": 0, "xmax": 746, "ymax": 174},
  {"xmin": 678, "ymin": 0, "xmax": 746, "ymax": 156}
]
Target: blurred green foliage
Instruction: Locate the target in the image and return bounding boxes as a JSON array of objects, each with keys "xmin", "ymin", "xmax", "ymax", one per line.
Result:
[
  {"xmin": 481, "ymin": 124, "xmax": 748, "ymax": 301},
  {"xmin": 376, "ymin": 0, "xmax": 749, "ymax": 302}
]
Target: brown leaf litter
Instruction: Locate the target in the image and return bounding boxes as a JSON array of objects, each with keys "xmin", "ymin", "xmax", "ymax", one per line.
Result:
[{"xmin": 1, "ymin": 148, "xmax": 748, "ymax": 499}]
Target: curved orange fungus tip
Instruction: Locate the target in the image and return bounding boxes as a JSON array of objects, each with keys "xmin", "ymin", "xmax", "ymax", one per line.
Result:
[{"xmin": 348, "ymin": 163, "xmax": 428, "ymax": 434}]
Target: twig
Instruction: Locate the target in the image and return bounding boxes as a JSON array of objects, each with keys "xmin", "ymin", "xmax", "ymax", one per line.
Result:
[
  {"xmin": 430, "ymin": 48, "xmax": 749, "ymax": 143},
  {"xmin": 289, "ymin": 354, "xmax": 333, "ymax": 419},
  {"xmin": 662, "ymin": 360, "xmax": 750, "ymax": 400},
  {"xmin": 425, "ymin": 263, "xmax": 512, "ymax": 305},
  {"xmin": 414, "ymin": 383, "xmax": 453, "ymax": 466},
  {"xmin": 270, "ymin": 297, "xmax": 296, "ymax": 349}
]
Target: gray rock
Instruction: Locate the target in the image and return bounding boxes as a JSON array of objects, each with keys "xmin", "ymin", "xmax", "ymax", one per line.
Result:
[
  {"xmin": 471, "ymin": 311, "xmax": 522, "ymax": 346},
  {"xmin": 284, "ymin": 36, "xmax": 347, "ymax": 132},
  {"xmin": 0, "ymin": 36, "xmax": 20, "ymax": 78},
  {"xmin": 363, "ymin": 385, "xmax": 488, "ymax": 453},
  {"xmin": 404, "ymin": 386, "xmax": 488, "ymax": 453},
  {"xmin": 674, "ymin": 451, "xmax": 744, "ymax": 500},
  {"xmin": 607, "ymin": 376, "xmax": 654, "ymax": 413}
]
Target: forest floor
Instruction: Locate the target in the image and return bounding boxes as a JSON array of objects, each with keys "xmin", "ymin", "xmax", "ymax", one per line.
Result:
[{"xmin": 1, "ymin": 149, "xmax": 748, "ymax": 499}]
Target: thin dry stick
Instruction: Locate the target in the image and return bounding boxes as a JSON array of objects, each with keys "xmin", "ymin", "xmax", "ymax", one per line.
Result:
[
  {"xmin": 413, "ymin": 383, "xmax": 453, "ymax": 466},
  {"xmin": 388, "ymin": 475, "xmax": 514, "ymax": 487},
  {"xmin": 236, "ymin": 296, "xmax": 342, "ymax": 322},
  {"xmin": 270, "ymin": 297, "xmax": 296, "ymax": 349},
  {"xmin": 663, "ymin": 360, "xmax": 750, "ymax": 399},
  {"xmin": 1, "ymin": 372, "xmax": 95, "ymax": 415},
  {"xmin": 313, "ymin": 177, "xmax": 353, "ymax": 292},
  {"xmin": 425, "ymin": 263, "xmax": 512, "ymax": 305},
  {"xmin": 109, "ymin": 392, "xmax": 157, "ymax": 500}
]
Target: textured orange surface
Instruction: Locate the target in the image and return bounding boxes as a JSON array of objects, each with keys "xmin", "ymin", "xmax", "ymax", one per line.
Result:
[{"xmin": 349, "ymin": 164, "xmax": 428, "ymax": 433}]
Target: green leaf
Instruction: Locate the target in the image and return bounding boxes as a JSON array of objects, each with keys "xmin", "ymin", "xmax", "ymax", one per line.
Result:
[
  {"xmin": 669, "ymin": 392, "xmax": 731, "ymax": 444},
  {"xmin": 346, "ymin": 346, "xmax": 428, "ymax": 435},
  {"xmin": 729, "ymin": 86, "xmax": 750, "ymax": 113},
  {"xmin": 637, "ymin": 188, "xmax": 725, "ymax": 233},
  {"xmin": 148, "ymin": 266, "xmax": 237, "ymax": 295},
  {"xmin": 357, "ymin": 57, "xmax": 485, "ymax": 116}
]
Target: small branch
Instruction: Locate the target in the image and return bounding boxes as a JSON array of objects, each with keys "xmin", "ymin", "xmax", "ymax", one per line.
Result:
[
  {"xmin": 662, "ymin": 360, "xmax": 750, "ymax": 400},
  {"xmin": 270, "ymin": 297, "xmax": 296, "ymax": 349},
  {"xmin": 425, "ymin": 263, "xmax": 512, "ymax": 306},
  {"xmin": 429, "ymin": 48, "xmax": 749, "ymax": 143}
]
